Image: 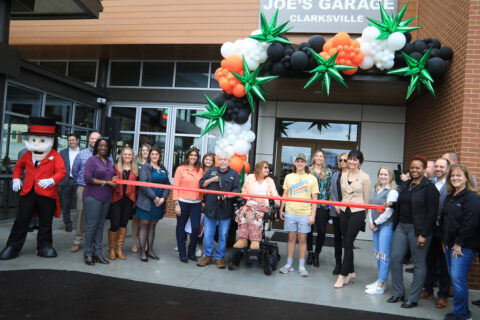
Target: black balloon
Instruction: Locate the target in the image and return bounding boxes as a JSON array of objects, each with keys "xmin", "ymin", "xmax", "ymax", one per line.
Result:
[
  {"xmin": 298, "ymin": 42, "xmax": 310, "ymax": 51},
  {"xmin": 284, "ymin": 48, "xmax": 294, "ymax": 56},
  {"xmin": 430, "ymin": 38, "xmax": 441, "ymax": 49},
  {"xmin": 267, "ymin": 43, "xmax": 285, "ymax": 62},
  {"xmin": 403, "ymin": 43, "xmax": 415, "ymax": 54},
  {"xmin": 272, "ymin": 62, "xmax": 287, "ymax": 76},
  {"xmin": 410, "ymin": 52, "xmax": 423, "ymax": 61},
  {"xmin": 213, "ymin": 92, "xmax": 227, "ymax": 106},
  {"xmin": 307, "ymin": 56, "xmax": 317, "ymax": 70},
  {"xmin": 234, "ymin": 108, "xmax": 250, "ymax": 124},
  {"xmin": 290, "ymin": 51, "xmax": 309, "ymax": 72},
  {"xmin": 427, "ymin": 57, "xmax": 447, "ymax": 79},
  {"xmin": 430, "ymin": 48, "xmax": 441, "ymax": 58},
  {"xmin": 405, "ymin": 32, "xmax": 412, "ymax": 43},
  {"xmin": 413, "ymin": 40, "xmax": 427, "ymax": 53},
  {"xmin": 308, "ymin": 35, "xmax": 326, "ymax": 52},
  {"xmin": 440, "ymin": 46, "xmax": 453, "ymax": 60},
  {"xmin": 423, "ymin": 37, "xmax": 433, "ymax": 43}
]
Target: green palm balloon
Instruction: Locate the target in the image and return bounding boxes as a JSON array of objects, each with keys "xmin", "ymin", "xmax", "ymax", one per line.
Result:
[
  {"xmin": 303, "ymin": 49, "xmax": 355, "ymax": 96},
  {"xmin": 387, "ymin": 48, "xmax": 435, "ymax": 99},
  {"xmin": 231, "ymin": 56, "xmax": 278, "ymax": 112},
  {"xmin": 367, "ymin": 3, "xmax": 421, "ymax": 39},
  {"xmin": 192, "ymin": 94, "xmax": 227, "ymax": 137},
  {"xmin": 249, "ymin": 9, "xmax": 293, "ymax": 45}
]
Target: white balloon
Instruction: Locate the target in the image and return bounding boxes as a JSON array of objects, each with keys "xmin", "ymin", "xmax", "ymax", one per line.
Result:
[
  {"xmin": 387, "ymin": 32, "xmax": 406, "ymax": 51},
  {"xmin": 376, "ymin": 61, "xmax": 384, "ymax": 70},
  {"xmin": 221, "ymin": 42, "xmax": 236, "ymax": 59},
  {"xmin": 214, "ymin": 146, "xmax": 223, "ymax": 155},
  {"xmin": 242, "ymin": 119, "xmax": 251, "ymax": 131},
  {"xmin": 362, "ymin": 26, "xmax": 380, "ymax": 41},
  {"xmin": 374, "ymin": 52, "xmax": 385, "ymax": 62},
  {"xmin": 384, "ymin": 59, "xmax": 395, "ymax": 69},
  {"xmin": 231, "ymin": 124, "xmax": 242, "ymax": 135},
  {"xmin": 210, "ymin": 127, "xmax": 221, "ymax": 137},
  {"xmin": 246, "ymin": 131, "xmax": 256, "ymax": 143},
  {"xmin": 359, "ymin": 56, "xmax": 374, "ymax": 69},
  {"xmin": 225, "ymin": 121, "xmax": 233, "ymax": 130},
  {"xmin": 226, "ymin": 134, "xmax": 236, "ymax": 145},
  {"xmin": 250, "ymin": 29, "xmax": 262, "ymax": 36},
  {"xmin": 360, "ymin": 42, "xmax": 372, "ymax": 55},
  {"xmin": 234, "ymin": 140, "xmax": 250, "ymax": 155},
  {"xmin": 225, "ymin": 145, "xmax": 235, "ymax": 158}
]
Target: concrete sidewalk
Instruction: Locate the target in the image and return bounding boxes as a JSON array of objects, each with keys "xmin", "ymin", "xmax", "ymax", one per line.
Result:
[{"xmin": 1, "ymin": 215, "xmax": 479, "ymax": 319}]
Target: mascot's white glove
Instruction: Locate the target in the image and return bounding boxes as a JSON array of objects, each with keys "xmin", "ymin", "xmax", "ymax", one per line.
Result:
[
  {"xmin": 12, "ymin": 178, "xmax": 22, "ymax": 192},
  {"xmin": 38, "ymin": 178, "xmax": 55, "ymax": 189}
]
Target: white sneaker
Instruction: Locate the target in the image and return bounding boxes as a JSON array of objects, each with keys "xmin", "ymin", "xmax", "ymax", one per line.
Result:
[
  {"xmin": 279, "ymin": 264, "xmax": 294, "ymax": 274},
  {"xmin": 366, "ymin": 281, "xmax": 378, "ymax": 289},
  {"xmin": 195, "ymin": 247, "xmax": 203, "ymax": 258},
  {"xmin": 299, "ymin": 266, "xmax": 309, "ymax": 277},
  {"xmin": 364, "ymin": 284, "xmax": 385, "ymax": 295},
  {"xmin": 173, "ymin": 246, "xmax": 178, "ymax": 251}
]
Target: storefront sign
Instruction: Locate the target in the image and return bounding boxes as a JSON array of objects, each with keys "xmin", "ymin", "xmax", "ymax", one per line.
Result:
[{"xmin": 260, "ymin": 0, "xmax": 398, "ymax": 34}]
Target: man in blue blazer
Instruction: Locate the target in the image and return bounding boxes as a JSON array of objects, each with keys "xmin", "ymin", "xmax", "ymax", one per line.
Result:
[{"xmin": 59, "ymin": 134, "xmax": 80, "ymax": 232}]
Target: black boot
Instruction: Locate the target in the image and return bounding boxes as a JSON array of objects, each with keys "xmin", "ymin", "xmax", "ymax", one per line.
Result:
[
  {"xmin": 84, "ymin": 255, "xmax": 95, "ymax": 266},
  {"xmin": 332, "ymin": 262, "xmax": 342, "ymax": 275},
  {"xmin": 36, "ymin": 246, "xmax": 57, "ymax": 258},
  {"xmin": 94, "ymin": 254, "xmax": 110, "ymax": 264},
  {"xmin": 306, "ymin": 251, "xmax": 313, "ymax": 265},
  {"xmin": 313, "ymin": 253, "xmax": 320, "ymax": 268},
  {"xmin": 0, "ymin": 246, "xmax": 19, "ymax": 260}
]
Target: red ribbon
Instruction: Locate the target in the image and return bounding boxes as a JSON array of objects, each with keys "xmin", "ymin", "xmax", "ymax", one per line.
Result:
[{"xmin": 113, "ymin": 179, "xmax": 385, "ymax": 213}]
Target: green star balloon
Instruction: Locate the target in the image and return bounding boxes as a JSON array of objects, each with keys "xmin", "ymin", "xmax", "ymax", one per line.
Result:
[
  {"xmin": 367, "ymin": 3, "xmax": 421, "ymax": 39},
  {"xmin": 387, "ymin": 48, "xmax": 435, "ymax": 99},
  {"xmin": 249, "ymin": 9, "xmax": 293, "ymax": 45},
  {"xmin": 303, "ymin": 49, "xmax": 355, "ymax": 96},
  {"xmin": 192, "ymin": 94, "xmax": 227, "ymax": 137},
  {"xmin": 231, "ymin": 56, "xmax": 278, "ymax": 112}
]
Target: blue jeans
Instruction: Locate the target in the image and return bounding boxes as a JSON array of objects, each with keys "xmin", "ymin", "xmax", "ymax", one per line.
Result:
[
  {"xmin": 445, "ymin": 247, "xmax": 476, "ymax": 320},
  {"xmin": 176, "ymin": 201, "xmax": 201, "ymax": 259},
  {"xmin": 372, "ymin": 223, "xmax": 394, "ymax": 283},
  {"xmin": 204, "ymin": 216, "xmax": 231, "ymax": 260}
]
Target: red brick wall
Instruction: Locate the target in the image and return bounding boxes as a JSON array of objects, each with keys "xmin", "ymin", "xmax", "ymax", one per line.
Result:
[{"xmin": 404, "ymin": 0, "xmax": 480, "ymax": 289}]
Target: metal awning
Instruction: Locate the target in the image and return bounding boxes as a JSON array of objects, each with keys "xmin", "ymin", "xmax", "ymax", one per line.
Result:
[{"xmin": 11, "ymin": 0, "xmax": 103, "ymax": 20}]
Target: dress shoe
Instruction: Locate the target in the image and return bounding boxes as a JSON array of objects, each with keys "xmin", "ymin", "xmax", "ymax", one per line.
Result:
[
  {"xmin": 36, "ymin": 246, "xmax": 57, "ymax": 258},
  {"xmin": 472, "ymin": 299, "xmax": 480, "ymax": 306},
  {"xmin": 188, "ymin": 255, "xmax": 197, "ymax": 262},
  {"xmin": 84, "ymin": 256, "xmax": 95, "ymax": 265},
  {"xmin": 179, "ymin": 257, "xmax": 188, "ymax": 263},
  {"xmin": 93, "ymin": 254, "xmax": 110, "ymax": 264},
  {"xmin": 313, "ymin": 253, "xmax": 320, "ymax": 268},
  {"xmin": 332, "ymin": 263, "xmax": 342, "ymax": 275},
  {"xmin": 146, "ymin": 251, "xmax": 160, "ymax": 260},
  {"xmin": 197, "ymin": 256, "xmax": 212, "ymax": 267},
  {"xmin": 0, "ymin": 246, "xmax": 19, "ymax": 260},
  {"xmin": 401, "ymin": 301, "xmax": 418, "ymax": 308},
  {"xmin": 420, "ymin": 291, "xmax": 434, "ymax": 299},
  {"xmin": 386, "ymin": 296, "xmax": 405, "ymax": 303},
  {"xmin": 71, "ymin": 244, "xmax": 81, "ymax": 253},
  {"xmin": 306, "ymin": 251, "xmax": 313, "ymax": 265},
  {"xmin": 216, "ymin": 259, "xmax": 226, "ymax": 269},
  {"xmin": 436, "ymin": 298, "xmax": 448, "ymax": 308},
  {"xmin": 65, "ymin": 225, "xmax": 72, "ymax": 232}
]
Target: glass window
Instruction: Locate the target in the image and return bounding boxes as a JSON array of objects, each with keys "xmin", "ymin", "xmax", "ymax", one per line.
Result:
[
  {"xmin": 74, "ymin": 129, "xmax": 89, "ymax": 149},
  {"xmin": 45, "ymin": 95, "xmax": 72, "ymax": 123},
  {"xmin": 323, "ymin": 148, "xmax": 352, "ymax": 170},
  {"xmin": 113, "ymin": 133, "xmax": 135, "ymax": 160},
  {"xmin": 56, "ymin": 126, "xmax": 74, "ymax": 151},
  {"xmin": 172, "ymin": 136, "xmax": 202, "ymax": 175},
  {"xmin": 68, "ymin": 61, "xmax": 97, "ymax": 83},
  {"xmin": 175, "ymin": 62, "xmax": 209, "ymax": 88},
  {"xmin": 74, "ymin": 104, "xmax": 96, "ymax": 128},
  {"xmin": 175, "ymin": 109, "xmax": 202, "ymax": 135},
  {"xmin": 278, "ymin": 120, "xmax": 358, "ymax": 142},
  {"xmin": 6, "ymin": 84, "xmax": 42, "ymax": 115},
  {"xmin": 142, "ymin": 62, "xmax": 174, "ymax": 87},
  {"xmin": 39, "ymin": 61, "xmax": 67, "ymax": 74},
  {"xmin": 139, "ymin": 135, "xmax": 166, "ymax": 165},
  {"xmin": 109, "ymin": 62, "xmax": 141, "ymax": 86},
  {"xmin": 111, "ymin": 107, "xmax": 136, "ymax": 131},
  {"xmin": 2, "ymin": 114, "xmax": 28, "ymax": 165},
  {"xmin": 210, "ymin": 62, "xmax": 220, "ymax": 88},
  {"xmin": 140, "ymin": 108, "xmax": 168, "ymax": 133}
]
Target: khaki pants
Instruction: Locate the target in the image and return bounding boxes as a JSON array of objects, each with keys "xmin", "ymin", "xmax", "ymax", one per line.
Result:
[{"xmin": 73, "ymin": 185, "xmax": 86, "ymax": 245}]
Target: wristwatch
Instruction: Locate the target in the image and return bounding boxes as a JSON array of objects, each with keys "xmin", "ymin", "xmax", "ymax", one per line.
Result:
[{"xmin": 101, "ymin": 181, "xmax": 106, "ymax": 187}]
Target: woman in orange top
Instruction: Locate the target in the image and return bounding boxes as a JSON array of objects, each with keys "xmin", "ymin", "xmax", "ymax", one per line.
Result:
[
  {"xmin": 234, "ymin": 161, "xmax": 279, "ymax": 250},
  {"xmin": 173, "ymin": 147, "xmax": 204, "ymax": 263},
  {"xmin": 109, "ymin": 147, "xmax": 138, "ymax": 260}
]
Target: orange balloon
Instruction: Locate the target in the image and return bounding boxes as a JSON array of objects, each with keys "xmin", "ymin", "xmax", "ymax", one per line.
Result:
[
  {"xmin": 332, "ymin": 32, "xmax": 351, "ymax": 47},
  {"xmin": 229, "ymin": 155, "xmax": 244, "ymax": 173},
  {"xmin": 323, "ymin": 39, "xmax": 333, "ymax": 52},
  {"xmin": 352, "ymin": 52, "xmax": 365, "ymax": 65},
  {"xmin": 343, "ymin": 68, "xmax": 358, "ymax": 75},
  {"xmin": 221, "ymin": 55, "xmax": 243, "ymax": 73},
  {"xmin": 244, "ymin": 161, "xmax": 250, "ymax": 173},
  {"xmin": 352, "ymin": 40, "xmax": 361, "ymax": 48},
  {"xmin": 232, "ymin": 84, "xmax": 246, "ymax": 98},
  {"xmin": 328, "ymin": 48, "xmax": 338, "ymax": 56}
]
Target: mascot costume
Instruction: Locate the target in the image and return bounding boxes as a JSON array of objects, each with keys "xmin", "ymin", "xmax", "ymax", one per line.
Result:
[{"xmin": 0, "ymin": 116, "xmax": 66, "ymax": 260}]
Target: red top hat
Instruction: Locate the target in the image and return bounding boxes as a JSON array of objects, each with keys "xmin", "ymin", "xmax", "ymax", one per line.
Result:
[{"xmin": 26, "ymin": 116, "xmax": 58, "ymax": 136}]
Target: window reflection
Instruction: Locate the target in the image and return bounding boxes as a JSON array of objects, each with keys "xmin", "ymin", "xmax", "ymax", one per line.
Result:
[
  {"xmin": 323, "ymin": 148, "xmax": 351, "ymax": 170},
  {"xmin": 142, "ymin": 62, "xmax": 174, "ymax": 87},
  {"xmin": 139, "ymin": 135, "xmax": 166, "ymax": 164},
  {"xmin": 111, "ymin": 107, "xmax": 136, "ymax": 131},
  {"xmin": 2, "ymin": 115, "xmax": 28, "ymax": 167},
  {"xmin": 278, "ymin": 120, "xmax": 358, "ymax": 142},
  {"xmin": 75, "ymin": 105, "xmax": 96, "ymax": 128},
  {"xmin": 172, "ymin": 136, "xmax": 202, "ymax": 175},
  {"xmin": 175, "ymin": 62, "xmax": 209, "ymax": 88},
  {"xmin": 114, "ymin": 133, "xmax": 134, "ymax": 160},
  {"xmin": 45, "ymin": 95, "xmax": 72, "ymax": 123},
  {"xmin": 141, "ymin": 108, "xmax": 168, "ymax": 132},
  {"xmin": 175, "ymin": 109, "xmax": 202, "ymax": 134},
  {"xmin": 6, "ymin": 84, "xmax": 42, "ymax": 115}
]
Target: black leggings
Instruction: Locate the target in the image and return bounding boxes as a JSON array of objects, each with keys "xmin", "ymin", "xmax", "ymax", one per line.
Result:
[
  {"xmin": 339, "ymin": 208, "xmax": 365, "ymax": 276},
  {"xmin": 110, "ymin": 197, "xmax": 133, "ymax": 231},
  {"xmin": 306, "ymin": 207, "xmax": 330, "ymax": 253},
  {"xmin": 332, "ymin": 216, "xmax": 342, "ymax": 264}
]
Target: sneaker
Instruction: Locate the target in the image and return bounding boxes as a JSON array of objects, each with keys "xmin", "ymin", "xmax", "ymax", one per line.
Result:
[
  {"xmin": 279, "ymin": 264, "xmax": 294, "ymax": 274},
  {"xmin": 173, "ymin": 246, "xmax": 178, "ymax": 251},
  {"xmin": 366, "ymin": 281, "xmax": 378, "ymax": 289},
  {"xmin": 195, "ymin": 247, "xmax": 203, "ymax": 258},
  {"xmin": 299, "ymin": 266, "xmax": 309, "ymax": 277},
  {"xmin": 365, "ymin": 284, "xmax": 385, "ymax": 295}
]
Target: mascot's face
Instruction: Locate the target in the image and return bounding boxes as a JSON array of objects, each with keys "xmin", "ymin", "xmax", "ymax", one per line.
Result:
[{"xmin": 25, "ymin": 135, "xmax": 54, "ymax": 162}]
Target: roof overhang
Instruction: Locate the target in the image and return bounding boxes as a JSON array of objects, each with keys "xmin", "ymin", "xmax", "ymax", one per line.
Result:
[{"xmin": 11, "ymin": 0, "xmax": 103, "ymax": 20}]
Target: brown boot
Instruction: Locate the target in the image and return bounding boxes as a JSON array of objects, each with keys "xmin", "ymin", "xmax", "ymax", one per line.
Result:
[
  {"xmin": 108, "ymin": 230, "xmax": 118, "ymax": 260},
  {"xmin": 233, "ymin": 238, "xmax": 248, "ymax": 249},
  {"xmin": 116, "ymin": 227, "xmax": 127, "ymax": 260},
  {"xmin": 250, "ymin": 240, "xmax": 260, "ymax": 250},
  {"xmin": 197, "ymin": 256, "xmax": 212, "ymax": 267}
]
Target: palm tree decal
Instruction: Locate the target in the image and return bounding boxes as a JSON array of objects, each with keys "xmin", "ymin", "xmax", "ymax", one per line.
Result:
[
  {"xmin": 279, "ymin": 121, "xmax": 293, "ymax": 137},
  {"xmin": 308, "ymin": 121, "xmax": 331, "ymax": 134}
]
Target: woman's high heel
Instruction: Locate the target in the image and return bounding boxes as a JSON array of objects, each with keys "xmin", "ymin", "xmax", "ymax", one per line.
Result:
[
  {"xmin": 345, "ymin": 273, "xmax": 356, "ymax": 284},
  {"xmin": 334, "ymin": 275, "xmax": 346, "ymax": 288}
]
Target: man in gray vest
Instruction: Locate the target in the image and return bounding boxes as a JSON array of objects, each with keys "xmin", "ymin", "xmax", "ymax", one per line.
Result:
[{"xmin": 421, "ymin": 158, "xmax": 450, "ymax": 308}]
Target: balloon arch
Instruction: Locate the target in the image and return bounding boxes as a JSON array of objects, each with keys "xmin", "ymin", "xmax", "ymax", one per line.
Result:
[{"xmin": 194, "ymin": 4, "xmax": 454, "ymax": 174}]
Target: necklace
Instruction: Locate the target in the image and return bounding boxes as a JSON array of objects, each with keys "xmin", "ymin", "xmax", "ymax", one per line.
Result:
[{"xmin": 409, "ymin": 182, "xmax": 418, "ymax": 190}]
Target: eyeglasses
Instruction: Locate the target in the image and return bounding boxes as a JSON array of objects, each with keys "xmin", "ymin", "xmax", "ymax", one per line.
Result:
[
  {"xmin": 263, "ymin": 166, "xmax": 269, "ymax": 169},
  {"xmin": 339, "ymin": 159, "xmax": 348, "ymax": 162}
]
